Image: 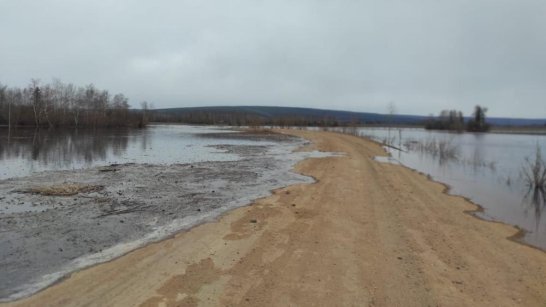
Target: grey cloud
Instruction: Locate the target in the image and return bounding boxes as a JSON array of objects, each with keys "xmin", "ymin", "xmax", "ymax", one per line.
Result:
[{"xmin": 1, "ymin": 0, "xmax": 545, "ymax": 117}]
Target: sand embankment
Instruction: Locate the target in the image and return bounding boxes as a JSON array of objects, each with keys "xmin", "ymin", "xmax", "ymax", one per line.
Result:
[{"xmin": 5, "ymin": 130, "xmax": 546, "ymax": 306}]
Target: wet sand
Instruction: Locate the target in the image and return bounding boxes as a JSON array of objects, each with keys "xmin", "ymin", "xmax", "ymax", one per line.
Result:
[{"xmin": 4, "ymin": 130, "xmax": 546, "ymax": 306}]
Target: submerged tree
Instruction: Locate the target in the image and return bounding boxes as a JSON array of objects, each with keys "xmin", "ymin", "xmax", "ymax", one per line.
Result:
[{"xmin": 522, "ymin": 145, "xmax": 546, "ymax": 191}]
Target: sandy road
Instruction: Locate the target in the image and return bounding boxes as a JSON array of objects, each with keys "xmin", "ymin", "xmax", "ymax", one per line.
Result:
[{"xmin": 5, "ymin": 130, "xmax": 546, "ymax": 306}]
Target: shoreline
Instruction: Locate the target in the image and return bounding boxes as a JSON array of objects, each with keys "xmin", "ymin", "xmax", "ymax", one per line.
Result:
[
  {"xmin": 374, "ymin": 149, "xmax": 542, "ymax": 252},
  {"xmin": 3, "ymin": 129, "xmax": 546, "ymax": 306},
  {"xmin": 364, "ymin": 130, "xmax": 545, "ymax": 252}
]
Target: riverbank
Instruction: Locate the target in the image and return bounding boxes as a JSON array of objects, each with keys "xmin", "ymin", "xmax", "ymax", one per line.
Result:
[{"xmin": 5, "ymin": 130, "xmax": 546, "ymax": 306}]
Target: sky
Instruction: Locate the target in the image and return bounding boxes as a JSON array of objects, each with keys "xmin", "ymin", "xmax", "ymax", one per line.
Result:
[{"xmin": 1, "ymin": 0, "xmax": 545, "ymax": 118}]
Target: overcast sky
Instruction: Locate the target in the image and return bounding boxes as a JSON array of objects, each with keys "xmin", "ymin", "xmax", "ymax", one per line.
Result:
[{"xmin": 1, "ymin": 0, "xmax": 545, "ymax": 117}]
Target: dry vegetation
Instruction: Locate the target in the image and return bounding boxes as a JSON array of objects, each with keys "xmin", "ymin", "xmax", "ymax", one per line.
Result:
[
  {"xmin": 404, "ymin": 138, "xmax": 459, "ymax": 161},
  {"xmin": 522, "ymin": 145, "xmax": 546, "ymax": 190},
  {"xmin": 23, "ymin": 183, "xmax": 104, "ymax": 196}
]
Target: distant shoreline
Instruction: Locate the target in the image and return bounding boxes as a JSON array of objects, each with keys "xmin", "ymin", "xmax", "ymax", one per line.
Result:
[{"xmin": 2, "ymin": 123, "xmax": 546, "ymax": 136}]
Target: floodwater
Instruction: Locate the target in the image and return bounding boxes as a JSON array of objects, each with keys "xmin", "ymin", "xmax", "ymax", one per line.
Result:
[
  {"xmin": 355, "ymin": 127, "xmax": 546, "ymax": 250},
  {"xmin": 0, "ymin": 125, "xmax": 335, "ymax": 301},
  {"xmin": 0, "ymin": 125, "xmax": 274, "ymax": 180}
]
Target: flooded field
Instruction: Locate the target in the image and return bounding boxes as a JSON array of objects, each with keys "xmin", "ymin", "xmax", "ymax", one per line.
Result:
[
  {"xmin": 0, "ymin": 125, "xmax": 334, "ymax": 301},
  {"xmin": 0, "ymin": 125, "xmax": 275, "ymax": 180},
  {"xmin": 355, "ymin": 127, "xmax": 546, "ymax": 250}
]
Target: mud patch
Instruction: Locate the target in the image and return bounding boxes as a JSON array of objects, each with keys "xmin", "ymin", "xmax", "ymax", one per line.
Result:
[{"xmin": 19, "ymin": 183, "xmax": 104, "ymax": 196}]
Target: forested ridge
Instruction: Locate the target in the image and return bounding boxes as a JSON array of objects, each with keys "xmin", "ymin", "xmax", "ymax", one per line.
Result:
[{"xmin": 153, "ymin": 106, "xmax": 546, "ymax": 127}]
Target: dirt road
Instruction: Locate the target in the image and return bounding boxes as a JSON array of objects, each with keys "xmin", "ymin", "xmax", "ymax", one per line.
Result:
[{"xmin": 5, "ymin": 130, "xmax": 546, "ymax": 306}]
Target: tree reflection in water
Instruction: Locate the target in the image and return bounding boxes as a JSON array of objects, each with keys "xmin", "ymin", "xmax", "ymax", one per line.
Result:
[
  {"xmin": 0, "ymin": 128, "xmax": 146, "ymax": 170},
  {"xmin": 523, "ymin": 187, "xmax": 546, "ymax": 231}
]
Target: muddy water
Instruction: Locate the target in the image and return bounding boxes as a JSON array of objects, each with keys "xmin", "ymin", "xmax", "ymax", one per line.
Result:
[
  {"xmin": 355, "ymin": 127, "xmax": 546, "ymax": 250},
  {"xmin": 0, "ymin": 126, "xmax": 335, "ymax": 301}
]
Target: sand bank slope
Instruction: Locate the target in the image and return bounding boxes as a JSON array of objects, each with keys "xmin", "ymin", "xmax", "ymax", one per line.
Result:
[{"xmin": 6, "ymin": 130, "xmax": 546, "ymax": 307}]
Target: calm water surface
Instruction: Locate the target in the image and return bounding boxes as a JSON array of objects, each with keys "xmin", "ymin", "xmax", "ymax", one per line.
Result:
[
  {"xmin": 354, "ymin": 127, "xmax": 546, "ymax": 250},
  {"xmin": 0, "ymin": 125, "xmax": 274, "ymax": 180}
]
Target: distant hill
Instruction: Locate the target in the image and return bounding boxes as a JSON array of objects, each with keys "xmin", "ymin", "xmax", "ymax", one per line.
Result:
[
  {"xmin": 485, "ymin": 117, "xmax": 546, "ymax": 126},
  {"xmin": 152, "ymin": 106, "xmax": 546, "ymax": 127},
  {"xmin": 153, "ymin": 106, "xmax": 424, "ymax": 125}
]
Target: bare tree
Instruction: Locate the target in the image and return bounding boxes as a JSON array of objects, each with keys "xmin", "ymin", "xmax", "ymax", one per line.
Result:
[
  {"xmin": 0, "ymin": 79, "xmax": 143, "ymax": 128},
  {"xmin": 30, "ymin": 79, "xmax": 43, "ymax": 126},
  {"xmin": 140, "ymin": 101, "xmax": 149, "ymax": 128},
  {"xmin": 387, "ymin": 102, "xmax": 397, "ymax": 145}
]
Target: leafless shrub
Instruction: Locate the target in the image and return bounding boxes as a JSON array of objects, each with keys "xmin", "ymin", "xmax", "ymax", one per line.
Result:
[
  {"xmin": 521, "ymin": 145, "xmax": 546, "ymax": 190},
  {"xmin": 381, "ymin": 136, "xmax": 397, "ymax": 147},
  {"xmin": 405, "ymin": 138, "xmax": 459, "ymax": 161}
]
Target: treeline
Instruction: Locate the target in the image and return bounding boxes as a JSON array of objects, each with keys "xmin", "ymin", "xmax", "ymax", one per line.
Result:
[
  {"xmin": 152, "ymin": 111, "xmax": 343, "ymax": 127},
  {"xmin": 424, "ymin": 110, "xmax": 465, "ymax": 131},
  {"xmin": 0, "ymin": 80, "xmax": 148, "ymax": 128},
  {"xmin": 425, "ymin": 105, "xmax": 490, "ymax": 132}
]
